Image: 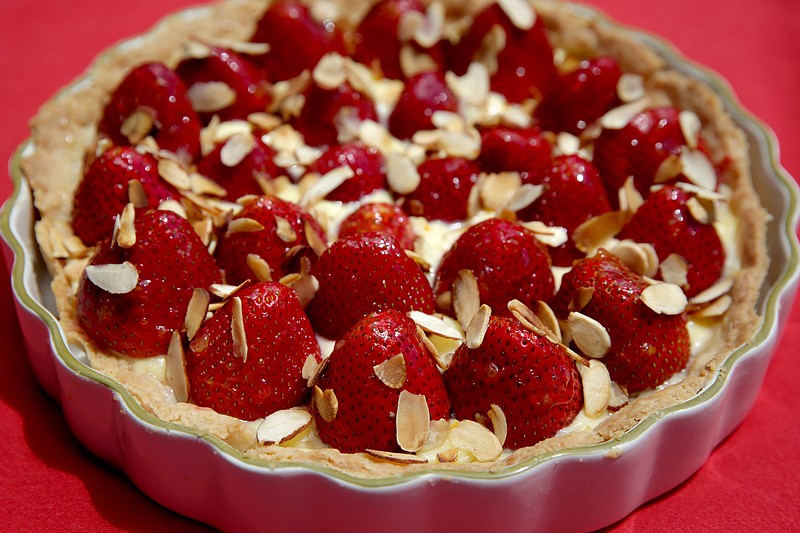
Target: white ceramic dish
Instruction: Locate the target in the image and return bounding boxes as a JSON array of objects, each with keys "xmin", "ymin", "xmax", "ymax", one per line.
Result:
[{"xmin": 2, "ymin": 3, "xmax": 799, "ymax": 532}]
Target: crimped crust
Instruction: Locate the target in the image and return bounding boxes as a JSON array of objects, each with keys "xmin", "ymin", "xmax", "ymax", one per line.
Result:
[{"xmin": 20, "ymin": 0, "xmax": 768, "ymax": 478}]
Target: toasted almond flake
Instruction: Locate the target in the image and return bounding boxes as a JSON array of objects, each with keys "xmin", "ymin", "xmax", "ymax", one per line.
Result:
[
  {"xmin": 680, "ymin": 149, "xmax": 717, "ymax": 190},
  {"xmin": 436, "ymin": 449, "xmax": 458, "ymax": 463},
  {"xmin": 466, "ymin": 304, "xmax": 491, "ymax": 349},
  {"xmin": 690, "ymin": 277, "xmax": 734, "ymax": 305},
  {"xmin": 292, "ymin": 274, "xmax": 319, "ymax": 308},
  {"xmin": 653, "ymin": 154, "xmax": 683, "ymax": 184},
  {"xmin": 674, "ymin": 181, "xmax": 726, "ymax": 201},
  {"xmin": 227, "ymin": 217, "xmax": 265, "ymax": 235},
  {"xmin": 508, "ymin": 299, "xmax": 549, "ymax": 338},
  {"xmin": 397, "ymin": 9, "xmax": 424, "ymax": 41},
  {"xmin": 313, "ymin": 386, "xmax": 339, "ymax": 423},
  {"xmin": 278, "ymin": 272, "xmax": 302, "ymax": 287},
  {"xmin": 692, "ymin": 294, "xmax": 732, "ymax": 318},
  {"xmin": 299, "ymin": 166, "xmax": 354, "ymax": 206},
  {"xmin": 578, "ymin": 359, "xmax": 611, "ymax": 417},
  {"xmin": 616, "ymin": 73, "xmax": 645, "ymax": 102},
  {"xmin": 618, "ymin": 176, "xmax": 644, "ymax": 214},
  {"xmin": 192, "ymin": 218, "xmax": 214, "ymax": 247},
  {"xmin": 365, "ymin": 449, "xmax": 428, "ymax": 465},
  {"xmin": 158, "ymin": 159, "xmax": 191, "ymax": 190},
  {"xmin": 598, "ymin": 98, "xmax": 649, "ymax": 130},
  {"xmin": 498, "ymin": 0, "xmax": 535, "ymax": 30},
  {"xmin": 486, "ymin": 404, "xmax": 507, "ymax": 447},
  {"xmin": 127, "ymin": 179, "xmax": 148, "ymax": 208},
  {"xmin": 304, "ymin": 222, "xmax": 328, "ymax": 256},
  {"xmin": 85, "ymin": 262, "xmax": 139, "ymax": 294},
  {"xmin": 219, "ymin": 131, "xmax": 255, "ymax": 168},
  {"xmin": 246, "ymin": 253, "xmax": 273, "ymax": 282},
  {"xmin": 247, "ymin": 112, "xmax": 282, "ymax": 131},
  {"xmin": 453, "ymin": 269, "xmax": 481, "ymax": 330},
  {"xmin": 386, "ymin": 152, "xmax": 421, "ymax": 195},
  {"xmin": 211, "ymin": 39, "xmax": 270, "ymax": 56},
  {"xmin": 257, "ymin": 409, "xmax": 313, "ymax": 445},
  {"xmin": 312, "ymin": 52, "xmax": 347, "ymax": 89},
  {"xmin": 505, "ymin": 183, "xmax": 543, "ymax": 212},
  {"xmin": 570, "ymin": 286, "xmax": 594, "ymax": 312},
  {"xmin": 641, "ymin": 283, "xmax": 688, "ymax": 315},
  {"xmin": 568, "ymin": 312, "xmax": 611, "ymax": 358},
  {"xmin": 210, "ymin": 280, "xmax": 249, "ymax": 300},
  {"xmin": 120, "ymin": 108, "xmax": 154, "ymax": 144},
  {"xmin": 373, "ymin": 353, "xmax": 407, "ymax": 389},
  {"xmin": 449, "ymin": 420, "xmax": 503, "ymax": 462},
  {"xmin": 475, "ymin": 24, "xmax": 506, "ymax": 75},
  {"xmin": 556, "ymin": 132, "xmax": 581, "ymax": 155},
  {"xmin": 190, "ymin": 172, "xmax": 228, "ymax": 197},
  {"xmin": 640, "ymin": 242, "xmax": 660, "ymax": 278},
  {"xmin": 519, "ymin": 221, "xmax": 569, "ymax": 248},
  {"xmin": 445, "ymin": 62, "xmax": 489, "ymax": 108},
  {"xmin": 407, "ymin": 311, "xmax": 464, "ymax": 340},
  {"xmin": 231, "ymin": 296, "xmax": 248, "ymax": 362},
  {"xmin": 414, "ymin": 1, "xmax": 445, "ymax": 48},
  {"xmin": 300, "ymin": 354, "xmax": 320, "ymax": 385},
  {"xmin": 479, "ymin": 172, "xmax": 521, "ymax": 212},
  {"xmin": 274, "ymin": 216, "xmax": 297, "ymax": 243},
  {"xmin": 432, "ymin": 110, "xmax": 466, "ymax": 132},
  {"xmin": 533, "ymin": 301, "xmax": 562, "ymax": 342},
  {"xmin": 686, "ymin": 196, "xmax": 711, "ymax": 224},
  {"xmin": 608, "ymin": 239, "xmax": 649, "ymax": 276},
  {"xmin": 398, "ymin": 251, "xmax": 427, "ymax": 273},
  {"xmin": 187, "ymin": 81, "xmax": 237, "ymax": 113},
  {"xmin": 63, "ymin": 235, "xmax": 89, "ymax": 258},
  {"xmin": 399, "ymin": 45, "xmax": 439, "ymax": 78},
  {"xmin": 166, "ymin": 330, "xmax": 189, "ymax": 403},
  {"xmin": 679, "ymin": 110, "xmax": 702, "ymax": 149},
  {"xmin": 572, "ymin": 211, "xmax": 629, "ymax": 253},
  {"xmin": 660, "ymin": 253, "xmax": 689, "ymax": 288},
  {"xmin": 306, "ymin": 356, "xmax": 329, "ymax": 388},
  {"xmin": 184, "ymin": 288, "xmax": 210, "ymax": 340},
  {"xmin": 116, "ymin": 203, "xmax": 137, "ymax": 249},
  {"xmin": 396, "ymin": 390, "xmax": 430, "ymax": 452},
  {"xmin": 157, "ymin": 198, "xmax": 188, "ymax": 219}
]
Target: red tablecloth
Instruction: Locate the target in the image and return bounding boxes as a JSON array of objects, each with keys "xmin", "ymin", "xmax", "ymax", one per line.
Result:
[{"xmin": 1, "ymin": 1, "xmax": 797, "ymax": 531}]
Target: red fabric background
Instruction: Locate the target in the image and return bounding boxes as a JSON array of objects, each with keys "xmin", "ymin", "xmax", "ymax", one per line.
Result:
[{"xmin": 0, "ymin": 1, "xmax": 797, "ymax": 531}]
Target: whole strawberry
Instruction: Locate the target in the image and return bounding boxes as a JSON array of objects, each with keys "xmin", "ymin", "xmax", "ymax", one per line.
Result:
[
  {"xmin": 388, "ymin": 72, "xmax": 458, "ymax": 140},
  {"xmin": 175, "ymin": 46, "xmax": 271, "ymax": 123},
  {"xmin": 72, "ymin": 147, "xmax": 176, "ymax": 246},
  {"xmin": 292, "ymin": 82, "xmax": 378, "ymax": 147},
  {"xmin": 399, "ymin": 156, "xmax": 480, "ymax": 222},
  {"xmin": 307, "ymin": 142, "xmax": 386, "ymax": 202},
  {"xmin": 250, "ymin": 0, "xmax": 346, "ymax": 82},
  {"xmin": 196, "ymin": 133, "xmax": 283, "ymax": 201},
  {"xmin": 552, "ymin": 251, "xmax": 690, "ymax": 393},
  {"xmin": 444, "ymin": 316, "xmax": 583, "ymax": 449},
  {"xmin": 337, "ymin": 202, "xmax": 416, "ymax": 250},
  {"xmin": 214, "ymin": 195, "xmax": 326, "ymax": 285},
  {"xmin": 477, "ymin": 125, "xmax": 552, "ymax": 179},
  {"xmin": 100, "ymin": 62, "xmax": 202, "ymax": 161},
  {"xmin": 516, "ymin": 154, "xmax": 612, "ymax": 266},
  {"xmin": 313, "ymin": 310, "xmax": 450, "ymax": 453},
  {"xmin": 185, "ymin": 282, "xmax": 321, "ymax": 420},
  {"xmin": 76, "ymin": 210, "xmax": 221, "ymax": 358},
  {"xmin": 434, "ymin": 218, "xmax": 554, "ymax": 316},
  {"xmin": 617, "ymin": 185, "xmax": 725, "ymax": 297},
  {"xmin": 306, "ymin": 232, "xmax": 434, "ymax": 339}
]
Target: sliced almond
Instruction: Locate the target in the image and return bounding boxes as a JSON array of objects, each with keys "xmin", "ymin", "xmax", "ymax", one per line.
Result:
[
  {"xmin": 520, "ymin": 221, "xmax": 569, "ymax": 248},
  {"xmin": 598, "ymin": 98, "xmax": 649, "ymax": 130},
  {"xmin": 166, "ymin": 330, "xmax": 189, "ymax": 403},
  {"xmin": 479, "ymin": 172, "xmax": 521, "ymax": 212},
  {"xmin": 292, "ymin": 274, "xmax": 319, "ymax": 308},
  {"xmin": 453, "ymin": 269, "xmax": 481, "ymax": 330},
  {"xmin": 407, "ymin": 311, "xmax": 464, "ymax": 340},
  {"xmin": 220, "ymin": 131, "xmax": 255, "ymax": 168},
  {"xmin": 274, "ymin": 216, "xmax": 297, "ymax": 243},
  {"xmin": 692, "ymin": 294, "xmax": 732, "ymax": 318},
  {"xmin": 85, "ymin": 262, "xmax": 139, "ymax": 294},
  {"xmin": 256, "ymin": 409, "xmax": 313, "ymax": 445},
  {"xmin": 300, "ymin": 166, "xmax": 354, "ymax": 206},
  {"xmin": 306, "ymin": 356, "xmax": 329, "ymax": 388},
  {"xmin": 246, "ymin": 253, "xmax": 273, "ymax": 282},
  {"xmin": 679, "ymin": 110, "xmax": 702, "ymax": 149},
  {"xmin": 413, "ymin": 2, "xmax": 445, "ymax": 48},
  {"xmin": 227, "ymin": 217, "xmax": 265, "ymax": 235},
  {"xmin": 405, "ymin": 249, "xmax": 431, "ymax": 272},
  {"xmin": 449, "ymin": 420, "xmax": 503, "ymax": 462},
  {"xmin": 313, "ymin": 386, "xmax": 338, "ymax": 423},
  {"xmin": 116, "ymin": 203, "xmax": 137, "ymax": 249},
  {"xmin": 640, "ymin": 283, "xmax": 688, "ymax": 315},
  {"xmin": 568, "ymin": 312, "xmax": 611, "ymax": 359},
  {"xmin": 396, "ymin": 390, "xmax": 430, "ymax": 452},
  {"xmin": 158, "ymin": 159, "xmax": 191, "ymax": 190},
  {"xmin": 305, "ymin": 222, "xmax": 328, "ymax": 256},
  {"xmin": 505, "ymin": 183, "xmax": 543, "ymax": 212},
  {"xmin": 572, "ymin": 211, "xmax": 629, "ymax": 253},
  {"xmin": 231, "ymin": 296, "xmax": 248, "ymax": 362},
  {"xmin": 653, "ymin": 154, "xmax": 683, "ymax": 184},
  {"xmin": 190, "ymin": 172, "xmax": 228, "ymax": 197},
  {"xmin": 660, "ymin": 253, "xmax": 689, "ymax": 288},
  {"xmin": 686, "ymin": 196, "xmax": 711, "ymax": 224},
  {"xmin": 556, "ymin": 132, "xmax": 581, "ymax": 156},
  {"xmin": 373, "ymin": 353, "xmax": 407, "ymax": 389},
  {"xmin": 497, "ymin": 0, "xmax": 535, "ymax": 30},
  {"xmin": 579, "ymin": 359, "xmax": 611, "ymax": 417},
  {"xmin": 616, "ymin": 73, "xmax": 645, "ymax": 103},
  {"xmin": 209, "ymin": 280, "xmax": 249, "ymax": 300},
  {"xmin": 187, "ymin": 81, "xmax": 237, "ymax": 113},
  {"xmin": 680, "ymin": 149, "xmax": 717, "ymax": 190},
  {"xmin": 486, "ymin": 404, "xmax": 507, "ymax": 447},
  {"xmin": 386, "ymin": 152, "xmax": 421, "ymax": 195},
  {"xmin": 465, "ymin": 304, "xmax": 491, "ymax": 349},
  {"xmin": 184, "ymin": 288, "xmax": 210, "ymax": 340},
  {"xmin": 120, "ymin": 108, "xmax": 154, "ymax": 144},
  {"xmin": 158, "ymin": 198, "xmax": 188, "ymax": 219},
  {"xmin": 445, "ymin": 62, "xmax": 490, "ymax": 108},
  {"xmin": 618, "ymin": 176, "xmax": 644, "ymax": 214},
  {"xmin": 569, "ymin": 286, "xmax": 594, "ymax": 312},
  {"xmin": 127, "ymin": 179, "xmax": 148, "ymax": 208},
  {"xmin": 690, "ymin": 277, "xmax": 734, "ymax": 305},
  {"xmin": 312, "ymin": 52, "xmax": 347, "ymax": 90},
  {"xmin": 532, "ymin": 301, "xmax": 561, "ymax": 342},
  {"xmin": 365, "ymin": 449, "xmax": 428, "ymax": 465},
  {"xmin": 608, "ymin": 239, "xmax": 649, "ymax": 276}
]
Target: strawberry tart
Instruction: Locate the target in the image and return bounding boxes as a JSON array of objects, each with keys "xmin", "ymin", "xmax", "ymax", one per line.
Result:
[{"xmin": 21, "ymin": 0, "xmax": 768, "ymax": 477}]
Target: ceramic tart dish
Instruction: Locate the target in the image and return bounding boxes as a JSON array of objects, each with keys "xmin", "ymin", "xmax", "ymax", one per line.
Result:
[{"xmin": 2, "ymin": 0, "xmax": 799, "ymax": 531}]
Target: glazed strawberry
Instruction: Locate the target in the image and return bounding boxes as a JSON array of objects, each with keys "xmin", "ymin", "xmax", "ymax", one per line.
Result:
[
  {"xmin": 444, "ymin": 316, "xmax": 582, "ymax": 449},
  {"xmin": 617, "ymin": 185, "xmax": 725, "ymax": 297},
  {"xmin": 337, "ymin": 202, "xmax": 416, "ymax": 250},
  {"xmin": 185, "ymin": 282, "xmax": 321, "ymax": 420},
  {"xmin": 516, "ymin": 155, "xmax": 612, "ymax": 266},
  {"xmin": 552, "ymin": 251, "xmax": 690, "ymax": 393},
  {"xmin": 593, "ymin": 106, "xmax": 690, "ymax": 199},
  {"xmin": 292, "ymin": 82, "xmax": 378, "ymax": 147},
  {"xmin": 535, "ymin": 57, "xmax": 622, "ymax": 135},
  {"xmin": 72, "ymin": 147, "xmax": 176, "ymax": 246},
  {"xmin": 76, "ymin": 210, "xmax": 221, "ymax": 358},
  {"xmin": 250, "ymin": 0, "xmax": 346, "ymax": 82},
  {"xmin": 306, "ymin": 232, "xmax": 434, "ymax": 339},
  {"xmin": 434, "ymin": 218, "xmax": 554, "ymax": 317},
  {"xmin": 399, "ymin": 156, "xmax": 480, "ymax": 222},
  {"xmin": 99, "ymin": 62, "xmax": 202, "ymax": 160},
  {"xmin": 388, "ymin": 72, "xmax": 458, "ymax": 140},
  {"xmin": 175, "ymin": 46, "xmax": 271, "ymax": 123},
  {"xmin": 307, "ymin": 142, "xmax": 386, "ymax": 202},
  {"xmin": 477, "ymin": 126, "xmax": 552, "ymax": 179},
  {"xmin": 313, "ymin": 310, "xmax": 450, "ymax": 453},
  {"xmin": 214, "ymin": 195, "xmax": 326, "ymax": 285},
  {"xmin": 196, "ymin": 133, "xmax": 283, "ymax": 201},
  {"xmin": 353, "ymin": 0, "xmax": 444, "ymax": 80},
  {"xmin": 445, "ymin": 3, "xmax": 557, "ymax": 102}
]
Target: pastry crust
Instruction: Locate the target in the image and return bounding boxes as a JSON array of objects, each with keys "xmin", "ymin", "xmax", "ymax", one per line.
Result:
[{"xmin": 20, "ymin": 0, "xmax": 768, "ymax": 478}]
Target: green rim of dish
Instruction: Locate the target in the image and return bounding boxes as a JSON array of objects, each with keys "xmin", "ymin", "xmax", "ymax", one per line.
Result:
[{"xmin": 1, "ymin": 1, "xmax": 798, "ymax": 489}]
